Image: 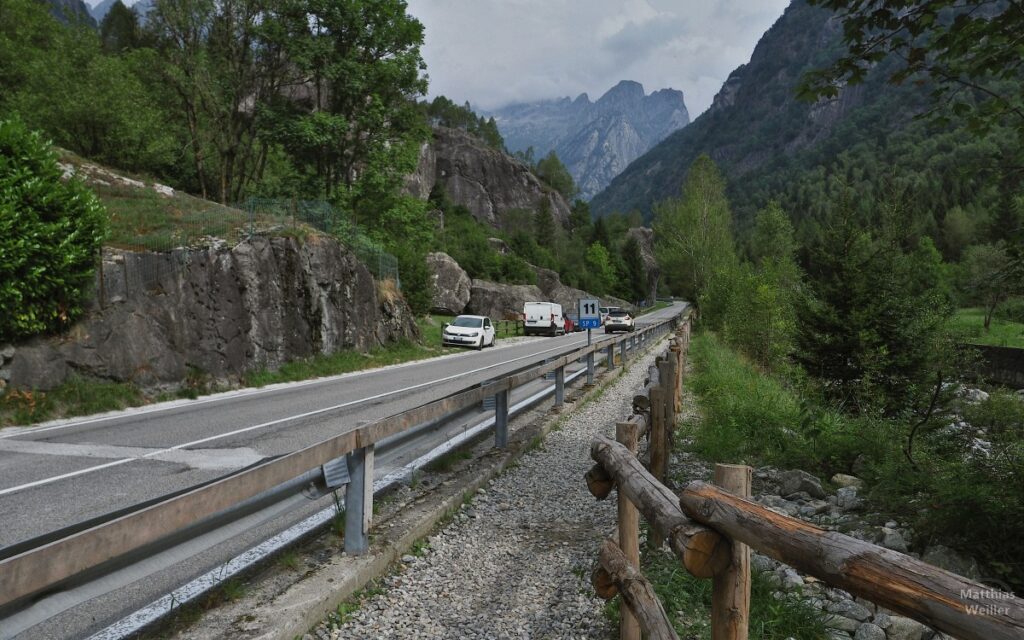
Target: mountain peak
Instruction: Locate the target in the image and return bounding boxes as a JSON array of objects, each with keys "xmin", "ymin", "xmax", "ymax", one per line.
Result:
[{"xmin": 598, "ymin": 80, "xmax": 646, "ymax": 106}]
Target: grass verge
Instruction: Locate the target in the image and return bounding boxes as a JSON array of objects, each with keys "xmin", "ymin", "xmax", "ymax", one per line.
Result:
[
  {"xmin": 604, "ymin": 546, "xmax": 825, "ymax": 639},
  {"xmin": 683, "ymin": 331, "xmax": 1024, "ymax": 593},
  {"xmin": 949, "ymin": 307, "xmax": 1024, "ymax": 348}
]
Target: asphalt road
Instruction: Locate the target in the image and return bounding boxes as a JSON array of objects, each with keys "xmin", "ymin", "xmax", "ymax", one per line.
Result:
[{"xmin": 0, "ymin": 302, "xmax": 684, "ymax": 639}]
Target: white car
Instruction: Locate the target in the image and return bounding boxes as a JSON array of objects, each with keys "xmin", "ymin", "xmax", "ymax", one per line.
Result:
[{"xmin": 442, "ymin": 315, "xmax": 496, "ymax": 350}]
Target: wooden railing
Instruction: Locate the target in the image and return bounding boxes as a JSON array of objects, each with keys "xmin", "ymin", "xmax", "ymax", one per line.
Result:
[{"xmin": 586, "ymin": 320, "xmax": 1024, "ymax": 640}]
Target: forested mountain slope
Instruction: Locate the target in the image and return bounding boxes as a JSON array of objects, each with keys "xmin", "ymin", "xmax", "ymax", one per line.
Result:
[{"xmin": 590, "ymin": 0, "xmax": 1018, "ymax": 252}]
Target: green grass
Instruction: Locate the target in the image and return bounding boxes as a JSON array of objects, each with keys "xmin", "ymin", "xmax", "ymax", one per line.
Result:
[
  {"xmin": 59, "ymin": 150, "xmax": 316, "ymax": 251},
  {"xmin": 604, "ymin": 546, "xmax": 826, "ymax": 639},
  {"xmin": 638, "ymin": 300, "xmax": 673, "ymax": 316},
  {"xmin": 949, "ymin": 307, "xmax": 1024, "ymax": 348},
  {"xmin": 0, "ymin": 374, "xmax": 146, "ymax": 427}
]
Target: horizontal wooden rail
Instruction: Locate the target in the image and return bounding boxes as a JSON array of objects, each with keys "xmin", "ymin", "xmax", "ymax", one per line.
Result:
[
  {"xmin": 0, "ymin": 307, "xmax": 690, "ymax": 609},
  {"xmin": 590, "ymin": 435, "xmax": 730, "ymax": 578},
  {"xmin": 680, "ymin": 481, "xmax": 1024, "ymax": 640},
  {"xmin": 593, "ymin": 539, "xmax": 680, "ymax": 640}
]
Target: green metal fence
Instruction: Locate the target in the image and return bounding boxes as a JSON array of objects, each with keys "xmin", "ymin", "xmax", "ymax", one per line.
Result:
[{"xmin": 240, "ymin": 198, "xmax": 400, "ymax": 287}]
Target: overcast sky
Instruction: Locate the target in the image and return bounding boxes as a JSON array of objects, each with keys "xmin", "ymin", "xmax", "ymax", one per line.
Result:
[{"xmin": 405, "ymin": 0, "xmax": 791, "ymax": 116}]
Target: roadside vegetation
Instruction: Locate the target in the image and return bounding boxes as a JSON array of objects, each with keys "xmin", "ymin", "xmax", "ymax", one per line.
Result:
[
  {"xmin": 652, "ymin": 151, "xmax": 1024, "ymax": 592},
  {"xmin": 950, "ymin": 306, "xmax": 1024, "ymax": 348},
  {"xmin": 606, "ymin": 541, "xmax": 826, "ymax": 639}
]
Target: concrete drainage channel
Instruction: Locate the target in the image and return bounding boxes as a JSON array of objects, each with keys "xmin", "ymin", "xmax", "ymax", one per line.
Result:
[{"xmin": 81, "ymin": 347, "xmax": 644, "ymax": 640}]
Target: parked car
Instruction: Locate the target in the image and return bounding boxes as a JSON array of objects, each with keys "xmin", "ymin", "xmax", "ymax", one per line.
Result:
[
  {"xmin": 442, "ymin": 315, "xmax": 496, "ymax": 350},
  {"xmin": 523, "ymin": 301, "xmax": 565, "ymax": 337},
  {"xmin": 604, "ymin": 309, "xmax": 634, "ymax": 333},
  {"xmin": 565, "ymin": 312, "xmax": 584, "ymax": 332}
]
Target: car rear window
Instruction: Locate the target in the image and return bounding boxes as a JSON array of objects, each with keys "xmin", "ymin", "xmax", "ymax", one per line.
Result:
[{"xmin": 609, "ymin": 310, "xmax": 630, "ymax": 317}]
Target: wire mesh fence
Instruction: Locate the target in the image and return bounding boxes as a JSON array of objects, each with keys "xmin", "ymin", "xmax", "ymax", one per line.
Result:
[{"xmin": 98, "ymin": 197, "xmax": 400, "ymax": 302}]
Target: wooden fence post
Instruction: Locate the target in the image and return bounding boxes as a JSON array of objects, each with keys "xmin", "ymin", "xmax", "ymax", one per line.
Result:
[
  {"xmin": 648, "ymin": 385, "xmax": 666, "ymax": 549},
  {"xmin": 658, "ymin": 356, "xmax": 676, "ymax": 464},
  {"xmin": 711, "ymin": 464, "xmax": 751, "ymax": 640},
  {"xmin": 616, "ymin": 420, "xmax": 642, "ymax": 640}
]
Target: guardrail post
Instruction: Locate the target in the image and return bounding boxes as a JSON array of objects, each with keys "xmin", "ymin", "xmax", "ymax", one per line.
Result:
[
  {"xmin": 616, "ymin": 420, "xmax": 642, "ymax": 640},
  {"xmin": 712, "ymin": 464, "xmax": 751, "ymax": 640},
  {"xmin": 619, "ymin": 338, "xmax": 627, "ymax": 365},
  {"xmin": 495, "ymin": 388, "xmax": 509, "ymax": 448},
  {"xmin": 607, "ymin": 344, "xmax": 615, "ymax": 369},
  {"xmin": 555, "ymin": 365, "xmax": 565, "ymax": 407},
  {"xmin": 344, "ymin": 444, "xmax": 374, "ymax": 555},
  {"xmin": 587, "ymin": 351, "xmax": 595, "ymax": 385}
]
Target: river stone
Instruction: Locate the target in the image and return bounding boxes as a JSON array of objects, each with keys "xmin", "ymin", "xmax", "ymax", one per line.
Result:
[
  {"xmin": 856, "ymin": 623, "xmax": 887, "ymax": 640},
  {"xmin": 779, "ymin": 469, "xmax": 826, "ymax": 499},
  {"xmin": 831, "ymin": 473, "xmax": 865, "ymax": 489},
  {"xmin": 426, "ymin": 252, "xmax": 471, "ymax": 315},
  {"xmin": 885, "ymin": 616, "xmax": 928, "ymax": 640},
  {"xmin": 826, "ymin": 615, "xmax": 861, "ymax": 633},
  {"xmin": 828, "ymin": 599, "xmax": 873, "ymax": 622},
  {"xmin": 920, "ymin": 545, "xmax": 980, "ymax": 580},
  {"xmin": 837, "ymin": 486, "xmax": 864, "ymax": 511},
  {"xmin": 880, "ymin": 527, "xmax": 909, "ymax": 553}
]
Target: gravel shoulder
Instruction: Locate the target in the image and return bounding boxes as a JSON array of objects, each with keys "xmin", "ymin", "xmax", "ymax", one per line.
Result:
[{"xmin": 312, "ymin": 340, "xmax": 672, "ymax": 640}]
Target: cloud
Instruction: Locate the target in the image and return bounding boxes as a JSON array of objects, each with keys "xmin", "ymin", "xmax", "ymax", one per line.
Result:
[{"xmin": 405, "ymin": 0, "xmax": 791, "ymax": 116}]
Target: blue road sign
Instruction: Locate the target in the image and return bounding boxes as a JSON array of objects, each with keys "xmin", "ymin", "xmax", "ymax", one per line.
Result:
[{"xmin": 578, "ymin": 318, "xmax": 601, "ymax": 329}]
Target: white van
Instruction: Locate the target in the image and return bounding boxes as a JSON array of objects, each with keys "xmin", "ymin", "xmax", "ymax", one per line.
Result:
[{"xmin": 523, "ymin": 301, "xmax": 564, "ymax": 337}]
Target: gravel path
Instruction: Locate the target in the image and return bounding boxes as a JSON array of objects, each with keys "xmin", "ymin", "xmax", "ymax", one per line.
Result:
[{"xmin": 315, "ymin": 340, "xmax": 671, "ymax": 640}]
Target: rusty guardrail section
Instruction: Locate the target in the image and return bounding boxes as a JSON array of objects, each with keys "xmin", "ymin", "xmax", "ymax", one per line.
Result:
[
  {"xmin": 586, "ymin": 316, "xmax": 1024, "ymax": 640},
  {"xmin": 0, "ymin": 305, "xmax": 687, "ymax": 612}
]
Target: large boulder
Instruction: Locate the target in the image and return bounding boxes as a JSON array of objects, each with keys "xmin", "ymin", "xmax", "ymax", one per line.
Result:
[
  {"xmin": 467, "ymin": 280, "xmax": 544, "ymax": 320},
  {"xmin": 535, "ymin": 267, "xmax": 590, "ymax": 312},
  {"xmin": 406, "ymin": 127, "xmax": 572, "ymax": 230},
  {"xmin": 426, "ymin": 252, "xmax": 471, "ymax": 315}
]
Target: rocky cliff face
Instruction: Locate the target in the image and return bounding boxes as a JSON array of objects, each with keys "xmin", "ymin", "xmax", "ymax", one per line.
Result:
[
  {"xmin": 404, "ymin": 127, "xmax": 571, "ymax": 230},
  {"xmin": 590, "ymin": 2, "xmax": 886, "ymax": 220},
  {"xmin": 487, "ymin": 81, "xmax": 690, "ymax": 200},
  {"xmin": 2, "ymin": 236, "xmax": 418, "ymax": 391}
]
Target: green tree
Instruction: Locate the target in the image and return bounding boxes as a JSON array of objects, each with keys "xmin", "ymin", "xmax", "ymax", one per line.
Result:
[
  {"xmin": 800, "ymin": 0, "xmax": 1024, "ymax": 138},
  {"xmin": 0, "ymin": 119, "xmax": 107, "ymax": 341},
  {"xmin": 568, "ymin": 199, "xmax": 592, "ymax": 238},
  {"xmin": 796, "ymin": 208, "xmax": 951, "ymax": 416},
  {"xmin": 534, "ymin": 199, "xmax": 556, "ymax": 248},
  {"xmin": 535, "ymin": 150, "xmax": 576, "ymax": 199},
  {"xmin": 100, "ymin": 1, "xmax": 142, "ymax": 53},
  {"xmin": 264, "ymin": 0, "xmax": 428, "ymax": 202},
  {"xmin": 619, "ymin": 236, "xmax": 646, "ymax": 304},
  {"xmin": 724, "ymin": 203, "xmax": 801, "ymax": 369},
  {"xmin": 652, "ymin": 155, "xmax": 738, "ymax": 309},
  {"xmin": 584, "ymin": 242, "xmax": 616, "ymax": 295},
  {"xmin": 959, "ymin": 243, "xmax": 1020, "ymax": 331}
]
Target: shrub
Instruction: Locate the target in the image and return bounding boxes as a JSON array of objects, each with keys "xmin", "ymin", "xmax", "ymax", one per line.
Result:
[{"xmin": 0, "ymin": 119, "xmax": 106, "ymax": 342}]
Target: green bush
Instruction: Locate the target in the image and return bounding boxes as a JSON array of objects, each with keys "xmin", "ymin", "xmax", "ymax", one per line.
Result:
[
  {"xmin": 0, "ymin": 119, "xmax": 106, "ymax": 342},
  {"xmin": 996, "ymin": 296, "xmax": 1024, "ymax": 323}
]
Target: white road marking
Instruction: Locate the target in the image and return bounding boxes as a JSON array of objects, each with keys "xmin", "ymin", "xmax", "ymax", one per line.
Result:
[{"xmin": 0, "ymin": 336, "xmax": 596, "ymax": 497}]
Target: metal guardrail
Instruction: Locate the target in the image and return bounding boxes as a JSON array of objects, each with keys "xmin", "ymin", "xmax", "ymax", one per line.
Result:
[{"xmin": 0, "ymin": 306, "xmax": 687, "ymax": 612}]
